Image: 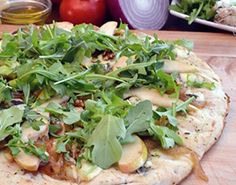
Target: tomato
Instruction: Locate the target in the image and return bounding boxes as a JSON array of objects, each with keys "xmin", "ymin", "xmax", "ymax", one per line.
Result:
[{"xmin": 59, "ymin": 0, "xmax": 106, "ymax": 26}]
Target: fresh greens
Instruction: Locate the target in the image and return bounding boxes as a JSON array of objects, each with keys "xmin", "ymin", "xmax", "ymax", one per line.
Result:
[
  {"xmin": 154, "ymin": 97, "xmax": 195, "ymax": 127},
  {"xmin": 45, "ymin": 102, "xmax": 81, "ymax": 125},
  {"xmin": 148, "ymin": 123, "xmax": 183, "ymax": 149},
  {"xmin": 170, "ymin": 0, "xmax": 217, "ymax": 24},
  {"xmin": 88, "ymin": 115, "xmax": 126, "ymax": 169},
  {"xmin": 123, "ymin": 100, "xmax": 152, "ymax": 142},
  {"xmin": 187, "ymin": 76, "xmax": 216, "ymax": 90},
  {"xmin": 7, "ymin": 137, "xmax": 49, "ymax": 162},
  {"xmin": 0, "ymin": 106, "xmax": 24, "ymax": 141},
  {"xmin": 0, "ymin": 22, "xmax": 207, "ymax": 171}
]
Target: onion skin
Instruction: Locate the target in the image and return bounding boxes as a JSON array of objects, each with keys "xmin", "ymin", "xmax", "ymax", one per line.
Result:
[
  {"xmin": 107, "ymin": 0, "xmax": 170, "ymax": 30},
  {"xmin": 107, "ymin": 0, "xmax": 129, "ymax": 26}
]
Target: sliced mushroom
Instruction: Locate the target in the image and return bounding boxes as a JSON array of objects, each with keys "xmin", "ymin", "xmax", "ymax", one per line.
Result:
[
  {"xmin": 163, "ymin": 60, "xmax": 198, "ymax": 73},
  {"xmin": 14, "ymin": 149, "xmax": 40, "ymax": 172},
  {"xmin": 99, "ymin": 21, "xmax": 118, "ymax": 36}
]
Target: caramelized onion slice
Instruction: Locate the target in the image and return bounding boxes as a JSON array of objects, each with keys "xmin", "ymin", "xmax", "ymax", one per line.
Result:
[{"xmin": 163, "ymin": 146, "xmax": 208, "ymax": 182}]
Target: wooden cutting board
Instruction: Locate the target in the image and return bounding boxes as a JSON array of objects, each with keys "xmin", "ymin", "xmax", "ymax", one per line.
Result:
[{"xmin": 0, "ymin": 24, "xmax": 236, "ymax": 185}]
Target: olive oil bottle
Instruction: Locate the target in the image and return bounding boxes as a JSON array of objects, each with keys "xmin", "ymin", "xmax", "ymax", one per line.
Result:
[{"xmin": 0, "ymin": 0, "xmax": 51, "ymax": 25}]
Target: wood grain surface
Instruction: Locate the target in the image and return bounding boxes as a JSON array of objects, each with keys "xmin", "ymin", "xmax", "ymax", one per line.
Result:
[{"xmin": 0, "ymin": 24, "xmax": 236, "ymax": 185}]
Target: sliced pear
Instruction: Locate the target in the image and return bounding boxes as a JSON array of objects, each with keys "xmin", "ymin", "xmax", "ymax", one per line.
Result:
[
  {"xmin": 14, "ymin": 149, "xmax": 40, "ymax": 172},
  {"xmin": 118, "ymin": 135, "xmax": 148, "ymax": 173},
  {"xmin": 163, "ymin": 60, "xmax": 198, "ymax": 73},
  {"xmin": 112, "ymin": 56, "xmax": 128, "ymax": 71},
  {"xmin": 125, "ymin": 87, "xmax": 198, "ymax": 112},
  {"xmin": 33, "ymin": 96, "xmax": 69, "ymax": 118},
  {"xmin": 77, "ymin": 160, "xmax": 102, "ymax": 182},
  {"xmin": 99, "ymin": 21, "xmax": 118, "ymax": 36},
  {"xmin": 21, "ymin": 124, "xmax": 49, "ymax": 142},
  {"xmin": 3, "ymin": 149, "xmax": 14, "ymax": 162},
  {"xmin": 125, "ymin": 87, "xmax": 175, "ymax": 108},
  {"xmin": 56, "ymin": 22, "xmax": 73, "ymax": 32},
  {"xmin": 65, "ymin": 164, "xmax": 79, "ymax": 181}
]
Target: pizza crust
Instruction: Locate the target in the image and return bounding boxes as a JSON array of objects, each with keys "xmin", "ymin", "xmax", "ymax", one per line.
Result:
[{"xmin": 0, "ymin": 24, "xmax": 229, "ymax": 185}]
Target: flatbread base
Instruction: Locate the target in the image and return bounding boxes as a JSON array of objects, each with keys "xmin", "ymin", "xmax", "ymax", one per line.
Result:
[{"xmin": 0, "ymin": 28, "xmax": 229, "ymax": 185}]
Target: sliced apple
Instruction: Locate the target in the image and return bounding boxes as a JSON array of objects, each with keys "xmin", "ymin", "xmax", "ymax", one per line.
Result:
[
  {"xmin": 14, "ymin": 149, "xmax": 40, "ymax": 172},
  {"xmin": 77, "ymin": 160, "xmax": 102, "ymax": 182},
  {"xmin": 99, "ymin": 21, "xmax": 118, "ymax": 36},
  {"xmin": 118, "ymin": 135, "xmax": 148, "ymax": 173},
  {"xmin": 163, "ymin": 60, "xmax": 198, "ymax": 73}
]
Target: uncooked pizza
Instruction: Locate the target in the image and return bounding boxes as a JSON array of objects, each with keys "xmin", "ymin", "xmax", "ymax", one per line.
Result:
[{"xmin": 0, "ymin": 22, "xmax": 229, "ymax": 185}]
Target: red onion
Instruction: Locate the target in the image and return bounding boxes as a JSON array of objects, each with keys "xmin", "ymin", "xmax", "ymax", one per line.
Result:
[{"xmin": 107, "ymin": 0, "xmax": 170, "ymax": 30}]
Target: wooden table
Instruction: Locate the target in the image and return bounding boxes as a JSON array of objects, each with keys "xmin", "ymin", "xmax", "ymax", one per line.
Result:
[{"xmin": 0, "ymin": 24, "xmax": 236, "ymax": 185}]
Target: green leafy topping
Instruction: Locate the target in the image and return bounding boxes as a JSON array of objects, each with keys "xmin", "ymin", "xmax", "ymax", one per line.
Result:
[
  {"xmin": 187, "ymin": 75, "xmax": 216, "ymax": 90},
  {"xmin": 0, "ymin": 106, "xmax": 24, "ymax": 141},
  {"xmin": 123, "ymin": 100, "xmax": 152, "ymax": 142},
  {"xmin": 45, "ymin": 102, "xmax": 81, "ymax": 125},
  {"xmin": 0, "ymin": 23, "xmax": 203, "ymax": 171},
  {"xmin": 148, "ymin": 122, "xmax": 183, "ymax": 149},
  {"xmin": 88, "ymin": 115, "xmax": 126, "ymax": 169},
  {"xmin": 170, "ymin": 0, "xmax": 216, "ymax": 24},
  {"xmin": 154, "ymin": 97, "xmax": 195, "ymax": 127},
  {"xmin": 173, "ymin": 39, "xmax": 194, "ymax": 50},
  {"xmin": 7, "ymin": 137, "xmax": 49, "ymax": 162}
]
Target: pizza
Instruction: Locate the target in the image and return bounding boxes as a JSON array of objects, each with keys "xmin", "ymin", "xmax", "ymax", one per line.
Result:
[{"xmin": 0, "ymin": 22, "xmax": 229, "ymax": 185}]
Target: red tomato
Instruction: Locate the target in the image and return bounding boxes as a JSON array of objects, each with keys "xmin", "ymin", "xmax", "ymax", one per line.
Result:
[{"xmin": 59, "ymin": 0, "xmax": 106, "ymax": 26}]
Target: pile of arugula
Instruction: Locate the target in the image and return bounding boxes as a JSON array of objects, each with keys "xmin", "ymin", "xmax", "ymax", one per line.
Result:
[
  {"xmin": 0, "ymin": 23, "xmax": 195, "ymax": 169},
  {"xmin": 170, "ymin": 0, "xmax": 217, "ymax": 24}
]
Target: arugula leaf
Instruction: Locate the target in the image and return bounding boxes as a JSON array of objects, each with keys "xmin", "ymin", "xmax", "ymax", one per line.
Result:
[
  {"xmin": 155, "ymin": 70, "xmax": 180, "ymax": 98},
  {"xmin": 88, "ymin": 115, "xmax": 126, "ymax": 169},
  {"xmin": 173, "ymin": 39, "xmax": 194, "ymax": 50},
  {"xmin": 148, "ymin": 122, "xmax": 183, "ymax": 149},
  {"xmin": 49, "ymin": 124, "xmax": 61, "ymax": 135},
  {"xmin": 186, "ymin": 75, "xmax": 216, "ymax": 90},
  {"xmin": 56, "ymin": 141, "xmax": 69, "ymax": 153},
  {"xmin": 123, "ymin": 100, "xmax": 152, "ymax": 142},
  {"xmin": 154, "ymin": 97, "xmax": 195, "ymax": 127},
  {"xmin": 45, "ymin": 102, "xmax": 80, "ymax": 125},
  {"xmin": 0, "ymin": 106, "xmax": 24, "ymax": 141},
  {"xmin": 170, "ymin": 0, "xmax": 216, "ymax": 24},
  {"xmin": 7, "ymin": 137, "xmax": 49, "ymax": 162},
  {"xmin": 0, "ymin": 78, "xmax": 12, "ymax": 102},
  {"xmin": 0, "ymin": 65, "xmax": 13, "ymax": 76}
]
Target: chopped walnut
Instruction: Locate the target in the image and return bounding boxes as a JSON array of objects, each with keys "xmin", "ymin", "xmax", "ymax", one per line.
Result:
[{"xmin": 102, "ymin": 50, "xmax": 115, "ymax": 61}]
